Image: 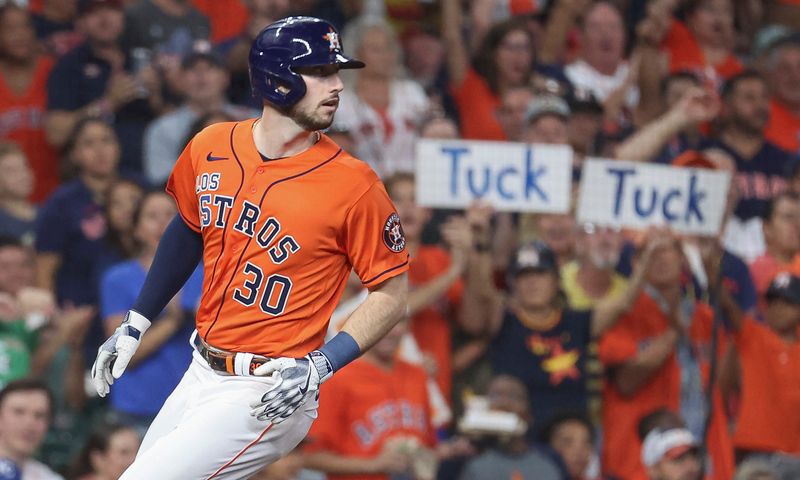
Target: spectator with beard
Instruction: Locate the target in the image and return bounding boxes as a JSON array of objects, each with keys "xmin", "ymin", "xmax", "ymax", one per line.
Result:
[{"xmin": 710, "ymin": 71, "xmax": 794, "ymax": 261}]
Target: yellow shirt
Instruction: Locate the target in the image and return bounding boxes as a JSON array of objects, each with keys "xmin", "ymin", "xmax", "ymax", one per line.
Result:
[{"xmin": 560, "ymin": 261, "xmax": 628, "ymax": 310}]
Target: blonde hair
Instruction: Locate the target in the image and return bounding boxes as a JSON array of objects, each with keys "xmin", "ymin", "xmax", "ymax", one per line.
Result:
[{"xmin": 341, "ymin": 16, "xmax": 405, "ymax": 78}]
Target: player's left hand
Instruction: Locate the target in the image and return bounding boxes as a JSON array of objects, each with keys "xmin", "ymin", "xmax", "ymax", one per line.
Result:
[{"xmin": 250, "ymin": 351, "xmax": 333, "ymax": 423}]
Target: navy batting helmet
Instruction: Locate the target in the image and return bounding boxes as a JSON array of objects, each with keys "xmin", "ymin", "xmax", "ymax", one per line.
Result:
[{"xmin": 249, "ymin": 17, "xmax": 365, "ymax": 108}]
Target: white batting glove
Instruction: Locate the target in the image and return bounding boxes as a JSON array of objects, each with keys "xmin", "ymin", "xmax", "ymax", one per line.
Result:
[
  {"xmin": 250, "ymin": 351, "xmax": 333, "ymax": 423},
  {"xmin": 91, "ymin": 310, "xmax": 151, "ymax": 397}
]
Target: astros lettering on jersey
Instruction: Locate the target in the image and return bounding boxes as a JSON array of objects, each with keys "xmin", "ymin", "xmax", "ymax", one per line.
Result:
[{"xmin": 166, "ymin": 119, "xmax": 409, "ymax": 358}]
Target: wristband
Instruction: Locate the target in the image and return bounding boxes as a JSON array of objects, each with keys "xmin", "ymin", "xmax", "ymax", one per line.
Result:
[{"xmin": 317, "ymin": 331, "xmax": 361, "ymax": 372}]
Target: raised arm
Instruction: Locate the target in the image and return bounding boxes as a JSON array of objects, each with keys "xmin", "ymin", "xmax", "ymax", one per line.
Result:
[{"xmin": 442, "ymin": 0, "xmax": 471, "ymax": 87}]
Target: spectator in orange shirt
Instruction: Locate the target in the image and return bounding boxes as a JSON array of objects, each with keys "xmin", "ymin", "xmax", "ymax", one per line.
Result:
[
  {"xmin": 303, "ymin": 320, "xmax": 439, "ymax": 480},
  {"xmin": 724, "ymin": 272, "xmax": 800, "ymax": 464},
  {"xmin": 598, "ymin": 232, "xmax": 734, "ymax": 480},
  {"xmin": 763, "ymin": 37, "xmax": 800, "ymax": 155},
  {"xmin": 385, "ymin": 173, "xmax": 493, "ymax": 405},
  {"xmin": 442, "ymin": 0, "xmax": 534, "ymax": 140},
  {"xmin": 748, "ymin": 192, "xmax": 800, "ymax": 313},
  {"xmin": 661, "ymin": 0, "xmax": 742, "ymax": 82},
  {"xmin": 0, "ymin": 4, "xmax": 59, "ymax": 202}
]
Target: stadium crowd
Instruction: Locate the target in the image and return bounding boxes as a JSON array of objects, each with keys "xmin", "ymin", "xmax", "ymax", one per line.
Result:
[{"xmin": 0, "ymin": 0, "xmax": 798, "ymax": 479}]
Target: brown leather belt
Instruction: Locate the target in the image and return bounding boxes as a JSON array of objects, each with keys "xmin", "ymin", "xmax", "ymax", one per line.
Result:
[{"xmin": 192, "ymin": 334, "xmax": 271, "ymax": 376}]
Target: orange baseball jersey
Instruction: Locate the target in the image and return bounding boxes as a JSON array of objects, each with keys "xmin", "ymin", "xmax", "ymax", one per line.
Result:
[
  {"xmin": 732, "ymin": 317, "xmax": 800, "ymax": 454},
  {"xmin": 598, "ymin": 292, "xmax": 734, "ymax": 480},
  {"xmin": 305, "ymin": 357, "xmax": 436, "ymax": 480},
  {"xmin": 166, "ymin": 119, "xmax": 409, "ymax": 357}
]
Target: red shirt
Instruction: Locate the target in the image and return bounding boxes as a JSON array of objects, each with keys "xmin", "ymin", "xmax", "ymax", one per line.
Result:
[
  {"xmin": 733, "ymin": 318, "xmax": 800, "ymax": 454},
  {"xmin": 662, "ymin": 20, "xmax": 743, "ymax": 81},
  {"xmin": 451, "ymin": 68, "xmax": 507, "ymax": 141},
  {"xmin": 305, "ymin": 358, "xmax": 435, "ymax": 480},
  {"xmin": 765, "ymin": 99, "xmax": 800, "ymax": 155},
  {"xmin": 598, "ymin": 292, "xmax": 734, "ymax": 480},
  {"xmin": 0, "ymin": 57, "xmax": 59, "ymax": 202},
  {"xmin": 409, "ymin": 246, "xmax": 463, "ymax": 401}
]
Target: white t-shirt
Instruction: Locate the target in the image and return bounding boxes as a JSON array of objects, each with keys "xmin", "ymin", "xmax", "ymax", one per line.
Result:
[
  {"xmin": 332, "ymin": 79, "xmax": 429, "ymax": 177},
  {"xmin": 564, "ymin": 59, "xmax": 639, "ymax": 107},
  {"xmin": 23, "ymin": 460, "xmax": 63, "ymax": 480}
]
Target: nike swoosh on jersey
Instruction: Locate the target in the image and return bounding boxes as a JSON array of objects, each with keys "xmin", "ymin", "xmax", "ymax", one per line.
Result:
[{"xmin": 206, "ymin": 153, "xmax": 229, "ymax": 162}]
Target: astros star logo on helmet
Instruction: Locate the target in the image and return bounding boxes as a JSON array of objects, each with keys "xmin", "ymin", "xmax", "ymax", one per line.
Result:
[{"xmin": 323, "ymin": 29, "xmax": 341, "ymax": 51}]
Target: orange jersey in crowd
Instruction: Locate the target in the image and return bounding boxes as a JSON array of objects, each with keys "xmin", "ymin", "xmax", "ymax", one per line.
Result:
[
  {"xmin": 451, "ymin": 68, "xmax": 507, "ymax": 141},
  {"xmin": 305, "ymin": 358, "xmax": 435, "ymax": 480},
  {"xmin": 0, "ymin": 56, "xmax": 60, "ymax": 202},
  {"xmin": 732, "ymin": 317, "xmax": 800, "ymax": 454},
  {"xmin": 166, "ymin": 119, "xmax": 409, "ymax": 357},
  {"xmin": 598, "ymin": 293, "xmax": 734, "ymax": 480},
  {"xmin": 191, "ymin": 0, "xmax": 248, "ymax": 43},
  {"xmin": 662, "ymin": 20, "xmax": 743, "ymax": 81},
  {"xmin": 765, "ymin": 99, "xmax": 800, "ymax": 155},
  {"xmin": 409, "ymin": 245, "xmax": 464, "ymax": 402}
]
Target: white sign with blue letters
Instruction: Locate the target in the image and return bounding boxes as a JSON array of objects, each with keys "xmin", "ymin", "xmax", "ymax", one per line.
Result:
[
  {"xmin": 576, "ymin": 158, "xmax": 731, "ymax": 236},
  {"xmin": 415, "ymin": 140, "xmax": 573, "ymax": 213}
]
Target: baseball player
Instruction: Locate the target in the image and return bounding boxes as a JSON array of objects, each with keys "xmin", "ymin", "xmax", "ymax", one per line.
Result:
[{"xmin": 90, "ymin": 17, "xmax": 409, "ymax": 479}]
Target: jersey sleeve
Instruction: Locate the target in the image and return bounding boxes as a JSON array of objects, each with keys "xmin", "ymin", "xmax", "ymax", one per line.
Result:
[
  {"xmin": 343, "ymin": 181, "xmax": 410, "ymax": 288},
  {"xmin": 165, "ymin": 139, "xmax": 201, "ymax": 233}
]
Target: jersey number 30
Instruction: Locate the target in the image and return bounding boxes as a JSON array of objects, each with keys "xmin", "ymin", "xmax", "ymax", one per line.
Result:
[{"xmin": 232, "ymin": 262, "xmax": 292, "ymax": 315}]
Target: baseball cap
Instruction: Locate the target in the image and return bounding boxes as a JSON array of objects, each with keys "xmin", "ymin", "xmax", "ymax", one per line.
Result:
[
  {"xmin": 671, "ymin": 150, "xmax": 717, "ymax": 170},
  {"xmin": 567, "ymin": 89, "xmax": 603, "ymax": 116},
  {"xmin": 765, "ymin": 272, "xmax": 800, "ymax": 304},
  {"xmin": 525, "ymin": 95, "xmax": 570, "ymax": 124},
  {"xmin": 78, "ymin": 0, "xmax": 123, "ymax": 15},
  {"xmin": 510, "ymin": 241, "xmax": 558, "ymax": 276},
  {"xmin": 641, "ymin": 428, "xmax": 699, "ymax": 467},
  {"xmin": 182, "ymin": 51, "xmax": 225, "ymax": 70}
]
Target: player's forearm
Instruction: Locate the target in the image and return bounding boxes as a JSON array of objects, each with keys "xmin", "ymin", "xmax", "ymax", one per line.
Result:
[{"xmin": 340, "ymin": 273, "xmax": 408, "ymax": 352}]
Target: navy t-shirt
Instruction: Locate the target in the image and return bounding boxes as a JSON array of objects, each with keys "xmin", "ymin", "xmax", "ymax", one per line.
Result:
[
  {"xmin": 722, "ymin": 249, "xmax": 757, "ymax": 314},
  {"xmin": 34, "ymin": 180, "xmax": 114, "ymax": 306},
  {"xmin": 47, "ymin": 43, "xmax": 155, "ymax": 174},
  {"xmin": 490, "ymin": 309, "xmax": 591, "ymax": 429},
  {"xmin": 101, "ymin": 260, "xmax": 203, "ymax": 416},
  {"xmin": 705, "ymin": 139, "xmax": 791, "ymax": 220}
]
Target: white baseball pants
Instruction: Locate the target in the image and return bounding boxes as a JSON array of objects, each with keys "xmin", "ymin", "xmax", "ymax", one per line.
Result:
[{"xmin": 119, "ymin": 350, "xmax": 318, "ymax": 480}]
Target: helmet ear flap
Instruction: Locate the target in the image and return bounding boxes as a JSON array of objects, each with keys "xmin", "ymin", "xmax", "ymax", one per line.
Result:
[{"xmin": 250, "ymin": 66, "xmax": 307, "ymax": 107}]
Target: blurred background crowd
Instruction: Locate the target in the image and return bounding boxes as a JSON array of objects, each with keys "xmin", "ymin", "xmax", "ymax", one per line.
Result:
[{"xmin": 0, "ymin": 0, "xmax": 798, "ymax": 479}]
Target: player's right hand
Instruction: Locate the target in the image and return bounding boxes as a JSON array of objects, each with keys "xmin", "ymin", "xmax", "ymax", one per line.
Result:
[{"xmin": 91, "ymin": 310, "xmax": 151, "ymax": 397}]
